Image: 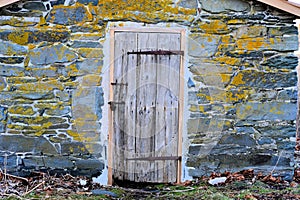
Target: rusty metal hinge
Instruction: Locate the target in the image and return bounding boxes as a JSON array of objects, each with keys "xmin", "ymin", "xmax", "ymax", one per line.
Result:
[
  {"xmin": 108, "ymin": 101, "xmax": 125, "ymax": 111},
  {"xmin": 111, "ymin": 82, "xmax": 128, "ymax": 86},
  {"xmin": 127, "ymin": 50, "xmax": 184, "ymax": 56},
  {"xmin": 127, "ymin": 156, "xmax": 181, "ymax": 161}
]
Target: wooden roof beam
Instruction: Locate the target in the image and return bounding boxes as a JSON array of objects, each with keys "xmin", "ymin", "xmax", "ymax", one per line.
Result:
[
  {"xmin": 257, "ymin": 0, "xmax": 300, "ymax": 17},
  {"xmin": 0, "ymin": 0, "xmax": 21, "ymax": 8}
]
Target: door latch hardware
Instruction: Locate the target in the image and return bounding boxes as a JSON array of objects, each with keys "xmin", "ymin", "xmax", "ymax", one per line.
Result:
[
  {"xmin": 127, "ymin": 156, "xmax": 181, "ymax": 161},
  {"xmin": 108, "ymin": 101, "xmax": 125, "ymax": 110},
  {"xmin": 127, "ymin": 50, "xmax": 184, "ymax": 55},
  {"xmin": 111, "ymin": 82, "xmax": 128, "ymax": 86}
]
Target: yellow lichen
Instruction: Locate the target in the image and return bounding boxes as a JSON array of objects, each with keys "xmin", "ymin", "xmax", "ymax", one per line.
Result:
[
  {"xmin": 8, "ymin": 31, "xmax": 29, "ymax": 45},
  {"xmin": 8, "ymin": 106, "xmax": 35, "ymax": 115},
  {"xmin": 231, "ymin": 73, "xmax": 245, "ymax": 86}
]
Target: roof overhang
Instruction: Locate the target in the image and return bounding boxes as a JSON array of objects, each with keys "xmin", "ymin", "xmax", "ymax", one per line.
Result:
[
  {"xmin": 0, "ymin": 0, "xmax": 21, "ymax": 8},
  {"xmin": 257, "ymin": 0, "xmax": 300, "ymax": 17}
]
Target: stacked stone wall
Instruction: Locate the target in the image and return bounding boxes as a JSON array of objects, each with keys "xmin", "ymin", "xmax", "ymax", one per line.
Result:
[{"xmin": 0, "ymin": 0, "xmax": 298, "ymax": 181}]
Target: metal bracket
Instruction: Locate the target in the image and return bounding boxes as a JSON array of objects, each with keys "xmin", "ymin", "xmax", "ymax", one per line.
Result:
[
  {"xmin": 127, "ymin": 50, "xmax": 184, "ymax": 56},
  {"xmin": 127, "ymin": 156, "xmax": 181, "ymax": 161},
  {"xmin": 111, "ymin": 82, "xmax": 128, "ymax": 86},
  {"xmin": 108, "ymin": 101, "xmax": 125, "ymax": 111}
]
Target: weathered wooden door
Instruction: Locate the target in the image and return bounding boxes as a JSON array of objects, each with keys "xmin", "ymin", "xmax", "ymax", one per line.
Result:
[{"xmin": 111, "ymin": 31, "xmax": 182, "ymax": 183}]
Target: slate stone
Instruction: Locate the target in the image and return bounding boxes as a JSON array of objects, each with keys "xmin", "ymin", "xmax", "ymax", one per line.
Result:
[
  {"xmin": 92, "ymin": 189, "xmax": 118, "ymax": 197},
  {"xmin": 219, "ymin": 134, "xmax": 256, "ymax": 147},
  {"xmin": 261, "ymin": 54, "xmax": 298, "ymax": 70},
  {"xmin": 75, "ymin": 159, "xmax": 104, "ymax": 170},
  {"xmin": 188, "ymin": 118, "xmax": 232, "ymax": 133},
  {"xmin": 0, "ymin": 57, "xmax": 24, "ymax": 64},
  {"xmin": 13, "ymin": 91, "xmax": 55, "ymax": 100},
  {"xmin": 0, "ymin": 154, "xmax": 17, "ymax": 167},
  {"xmin": 0, "ymin": 65, "xmax": 25, "ymax": 77},
  {"xmin": 0, "ymin": 76, "xmax": 6, "ymax": 91},
  {"xmin": 0, "ymin": 106, "xmax": 7, "ymax": 132},
  {"xmin": 9, "ymin": 116, "xmax": 67, "ymax": 125},
  {"xmin": 23, "ymin": 2, "xmax": 47, "ymax": 11},
  {"xmin": 48, "ymin": 123, "xmax": 70, "ymax": 129},
  {"xmin": 75, "ymin": 59, "xmax": 103, "ymax": 75},
  {"xmin": 236, "ymin": 102, "xmax": 297, "ymax": 121},
  {"xmin": 268, "ymin": 26, "xmax": 298, "ymax": 36},
  {"xmin": 61, "ymin": 142, "xmax": 90, "ymax": 155},
  {"xmin": 50, "ymin": 0, "xmax": 65, "ymax": 6},
  {"xmin": 199, "ymin": 0, "xmax": 250, "ymax": 13},
  {"xmin": 231, "ymin": 70, "xmax": 297, "ymax": 89},
  {"xmin": 29, "ymin": 68, "xmax": 59, "ymax": 78},
  {"xmin": 0, "ymin": 135, "xmax": 58, "ymax": 154},
  {"xmin": 77, "ymin": 0, "xmax": 99, "ymax": 6},
  {"xmin": 29, "ymin": 44, "xmax": 78, "ymax": 65},
  {"xmin": 45, "ymin": 106, "xmax": 71, "ymax": 116},
  {"xmin": 47, "ymin": 5, "xmax": 92, "ymax": 25},
  {"xmin": 0, "ymin": 40, "xmax": 27, "ymax": 55},
  {"xmin": 258, "ymin": 137, "xmax": 274, "ymax": 145},
  {"xmin": 237, "ymin": 36, "xmax": 298, "ymax": 52},
  {"xmin": 188, "ymin": 34, "xmax": 220, "ymax": 57},
  {"xmin": 249, "ymin": 90, "xmax": 277, "ymax": 101},
  {"xmin": 44, "ymin": 157, "xmax": 74, "ymax": 168},
  {"xmin": 95, "ymin": 87, "xmax": 104, "ymax": 120},
  {"xmin": 69, "ymin": 41, "xmax": 102, "ymax": 48},
  {"xmin": 179, "ymin": 0, "xmax": 198, "ymax": 9},
  {"xmin": 256, "ymin": 125, "xmax": 296, "ymax": 139},
  {"xmin": 0, "ymin": 29, "xmax": 70, "ymax": 44},
  {"xmin": 277, "ymin": 89, "xmax": 297, "ymax": 101}
]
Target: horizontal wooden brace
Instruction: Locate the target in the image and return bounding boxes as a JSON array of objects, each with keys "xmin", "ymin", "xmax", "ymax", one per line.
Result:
[
  {"xmin": 127, "ymin": 50, "xmax": 184, "ymax": 55},
  {"xmin": 127, "ymin": 156, "xmax": 181, "ymax": 161}
]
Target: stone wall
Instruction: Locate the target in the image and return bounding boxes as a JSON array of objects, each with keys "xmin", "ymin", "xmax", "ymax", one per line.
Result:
[
  {"xmin": 0, "ymin": 0, "xmax": 298, "ymax": 181},
  {"xmin": 187, "ymin": 0, "xmax": 298, "ymax": 181}
]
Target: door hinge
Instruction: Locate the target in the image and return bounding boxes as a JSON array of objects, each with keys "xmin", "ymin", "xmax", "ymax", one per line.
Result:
[
  {"xmin": 111, "ymin": 82, "xmax": 128, "ymax": 86},
  {"xmin": 108, "ymin": 101, "xmax": 125, "ymax": 110},
  {"xmin": 127, "ymin": 156, "xmax": 181, "ymax": 161},
  {"xmin": 127, "ymin": 50, "xmax": 184, "ymax": 56}
]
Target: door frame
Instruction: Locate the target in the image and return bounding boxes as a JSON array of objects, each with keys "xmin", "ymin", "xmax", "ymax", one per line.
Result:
[{"xmin": 108, "ymin": 27, "xmax": 185, "ymax": 185}]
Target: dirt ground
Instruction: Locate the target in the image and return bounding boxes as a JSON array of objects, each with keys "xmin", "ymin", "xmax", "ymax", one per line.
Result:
[{"xmin": 1, "ymin": 169, "xmax": 300, "ymax": 199}]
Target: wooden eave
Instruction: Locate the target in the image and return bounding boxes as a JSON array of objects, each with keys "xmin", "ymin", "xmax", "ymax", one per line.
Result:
[
  {"xmin": 0, "ymin": 0, "xmax": 21, "ymax": 8},
  {"xmin": 257, "ymin": 0, "xmax": 300, "ymax": 17}
]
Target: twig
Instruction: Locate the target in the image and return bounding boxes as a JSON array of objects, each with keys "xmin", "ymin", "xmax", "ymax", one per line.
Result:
[
  {"xmin": 162, "ymin": 186, "xmax": 196, "ymax": 193},
  {"xmin": 22, "ymin": 181, "xmax": 45, "ymax": 197},
  {"xmin": 0, "ymin": 193, "xmax": 23, "ymax": 199},
  {"xmin": 271, "ymin": 150, "xmax": 283, "ymax": 175},
  {"xmin": 0, "ymin": 170, "xmax": 29, "ymax": 183}
]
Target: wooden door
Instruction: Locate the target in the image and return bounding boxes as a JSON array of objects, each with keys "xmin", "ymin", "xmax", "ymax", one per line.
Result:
[{"xmin": 111, "ymin": 31, "xmax": 182, "ymax": 183}]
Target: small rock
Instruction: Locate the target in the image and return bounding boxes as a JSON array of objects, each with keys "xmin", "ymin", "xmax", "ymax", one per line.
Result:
[
  {"xmin": 92, "ymin": 189, "xmax": 118, "ymax": 197},
  {"xmin": 79, "ymin": 179, "xmax": 87, "ymax": 186},
  {"xmin": 208, "ymin": 177, "xmax": 227, "ymax": 185}
]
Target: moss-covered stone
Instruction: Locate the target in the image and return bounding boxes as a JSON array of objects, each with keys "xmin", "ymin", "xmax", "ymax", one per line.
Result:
[
  {"xmin": 47, "ymin": 3, "xmax": 93, "ymax": 25},
  {"xmin": 8, "ymin": 105, "xmax": 35, "ymax": 115},
  {"xmin": 29, "ymin": 43, "xmax": 78, "ymax": 65}
]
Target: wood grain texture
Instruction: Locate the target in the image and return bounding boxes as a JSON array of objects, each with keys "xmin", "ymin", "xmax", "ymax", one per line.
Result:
[{"xmin": 112, "ymin": 30, "xmax": 182, "ymax": 183}]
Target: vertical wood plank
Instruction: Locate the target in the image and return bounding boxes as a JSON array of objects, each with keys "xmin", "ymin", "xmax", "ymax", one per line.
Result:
[
  {"xmin": 113, "ymin": 32, "xmax": 137, "ymax": 181},
  {"xmin": 156, "ymin": 33, "xmax": 181, "ymax": 182},
  {"xmin": 108, "ymin": 29, "xmax": 115, "ymax": 185},
  {"xmin": 135, "ymin": 32, "xmax": 158, "ymax": 182},
  {"xmin": 124, "ymin": 33, "xmax": 137, "ymax": 181},
  {"xmin": 177, "ymin": 29, "xmax": 185, "ymax": 184}
]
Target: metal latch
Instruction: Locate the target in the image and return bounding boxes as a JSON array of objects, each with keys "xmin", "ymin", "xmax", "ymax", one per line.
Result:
[
  {"xmin": 108, "ymin": 101, "xmax": 125, "ymax": 110},
  {"xmin": 111, "ymin": 82, "xmax": 128, "ymax": 86}
]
